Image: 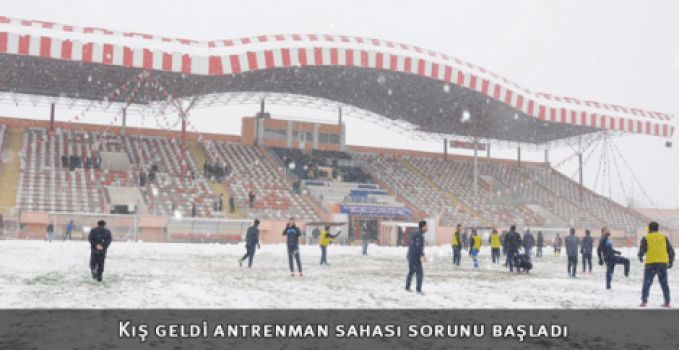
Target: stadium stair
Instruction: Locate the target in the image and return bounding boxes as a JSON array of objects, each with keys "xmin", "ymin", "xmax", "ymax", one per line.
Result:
[
  {"xmin": 0, "ymin": 128, "xmax": 23, "ymax": 218},
  {"xmin": 188, "ymin": 141, "xmax": 241, "ymax": 218},
  {"xmin": 258, "ymin": 146, "xmax": 329, "ymax": 221},
  {"xmin": 401, "ymin": 157, "xmax": 489, "ymax": 226}
]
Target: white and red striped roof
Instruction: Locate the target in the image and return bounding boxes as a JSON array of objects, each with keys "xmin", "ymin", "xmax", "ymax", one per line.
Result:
[{"xmin": 0, "ymin": 15, "xmax": 674, "ymax": 139}]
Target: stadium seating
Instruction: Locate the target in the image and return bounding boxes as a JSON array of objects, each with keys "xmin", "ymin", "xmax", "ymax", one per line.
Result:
[
  {"xmin": 11, "ymin": 125, "xmax": 645, "ymax": 231},
  {"xmin": 202, "ymin": 141, "xmax": 320, "ymax": 221},
  {"xmin": 16, "ymin": 128, "xmax": 217, "ymax": 217},
  {"xmin": 269, "ymin": 147, "xmax": 372, "ymax": 183},
  {"xmin": 521, "ymin": 167, "xmax": 645, "ymax": 231},
  {"xmin": 352, "ymin": 153, "xmax": 478, "ymax": 226},
  {"xmin": 353, "ymin": 151, "xmax": 640, "ymax": 230},
  {"xmin": 303, "ymin": 180, "xmax": 405, "ymax": 212}
]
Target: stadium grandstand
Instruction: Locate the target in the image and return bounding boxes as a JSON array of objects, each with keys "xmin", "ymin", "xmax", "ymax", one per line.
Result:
[{"xmin": 0, "ymin": 15, "xmax": 675, "ymax": 245}]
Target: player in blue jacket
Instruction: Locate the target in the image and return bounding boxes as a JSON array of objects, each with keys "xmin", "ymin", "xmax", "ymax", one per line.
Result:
[
  {"xmin": 283, "ymin": 217, "xmax": 304, "ymax": 276},
  {"xmin": 405, "ymin": 220, "xmax": 427, "ymax": 294}
]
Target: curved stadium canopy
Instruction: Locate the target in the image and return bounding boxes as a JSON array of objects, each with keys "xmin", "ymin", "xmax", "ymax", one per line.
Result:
[{"xmin": 0, "ymin": 15, "xmax": 674, "ymax": 143}]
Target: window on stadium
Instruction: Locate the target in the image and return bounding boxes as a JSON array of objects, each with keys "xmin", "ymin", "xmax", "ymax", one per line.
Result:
[
  {"xmin": 318, "ymin": 133, "xmax": 340, "ymax": 144},
  {"xmin": 263, "ymin": 128, "xmax": 287, "ymax": 140}
]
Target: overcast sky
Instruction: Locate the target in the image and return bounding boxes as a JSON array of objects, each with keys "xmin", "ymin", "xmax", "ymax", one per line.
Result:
[{"xmin": 2, "ymin": 0, "xmax": 678, "ymax": 209}]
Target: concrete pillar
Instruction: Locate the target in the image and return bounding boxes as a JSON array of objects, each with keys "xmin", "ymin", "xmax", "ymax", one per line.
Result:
[
  {"xmin": 181, "ymin": 114, "xmax": 187, "ymax": 143},
  {"xmin": 121, "ymin": 108, "xmax": 127, "ymax": 136},
  {"xmin": 312, "ymin": 123, "xmax": 319, "ymax": 150},
  {"xmin": 517, "ymin": 146, "xmax": 522, "ymax": 168},
  {"xmin": 339, "ymin": 124, "xmax": 346, "ymax": 152},
  {"xmin": 49, "ymin": 103, "xmax": 56, "ymax": 131}
]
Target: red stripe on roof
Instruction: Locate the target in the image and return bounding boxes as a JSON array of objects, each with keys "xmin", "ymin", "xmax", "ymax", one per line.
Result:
[
  {"xmin": 18, "ymin": 35, "xmax": 30, "ymax": 55},
  {"xmin": 208, "ymin": 56, "xmax": 223, "ymax": 75},
  {"xmin": 229, "ymin": 54, "xmax": 241, "ymax": 73},
  {"xmin": 102, "ymin": 44, "xmax": 113, "ymax": 64},
  {"xmin": 82, "ymin": 43, "xmax": 93, "ymax": 62},
  {"xmin": 161, "ymin": 52, "xmax": 172, "ymax": 70},
  {"xmin": 0, "ymin": 33, "xmax": 7, "ymax": 53},
  {"xmin": 376, "ymin": 52, "xmax": 384, "ymax": 69},
  {"xmin": 314, "ymin": 47, "xmax": 323, "ymax": 65},
  {"xmin": 264, "ymin": 50, "xmax": 274, "ymax": 69},
  {"xmin": 247, "ymin": 51, "xmax": 257, "ymax": 70},
  {"xmin": 39, "ymin": 36, "xmax": 51, "ymax": 57},
  {"xmin": 181, "ymin": 54, "xmax": 191, "ymax": 74},
  {"xmin": 61, "ymin": 40, "xmax": 72, "ymax": 59},
  {"xmin": 281, "ymin": 48, "xmax": 291, "ymax": 67},
  {"xmin": 143, "ymin": 49, "xmax": 153, "ymax": 69}
]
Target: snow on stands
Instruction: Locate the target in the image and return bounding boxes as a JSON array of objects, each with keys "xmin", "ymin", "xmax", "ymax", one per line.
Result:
[{"xmin": 0, "ymin": 240, "xmax": 676, "ymax": 309}]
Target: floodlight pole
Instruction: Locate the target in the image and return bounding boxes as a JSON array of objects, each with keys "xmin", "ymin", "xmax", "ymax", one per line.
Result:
[
  {"xmin": 578, "ymin": 136, "xmax": 583, "ymax": 202},
  {"xmin": 443, "ymin": 139, "xmax": 448, "ymax": 159},
  {"xmin": 473, "ymin": 137, "xmax": 479, "ymax": 199},
  {"xmin": 255, "ymin": 99, "xmax": 265, "ymax": 146},
  {"xmin": 180, "ymin": 111, "xmax": 187, "ymax": 144}
]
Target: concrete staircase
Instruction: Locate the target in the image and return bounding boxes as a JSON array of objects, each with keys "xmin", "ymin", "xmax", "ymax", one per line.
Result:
[
  {"xmin": 188, "ymin": 141, "xmax": 241, "ymax": 219},
  {"xmin": 0, "ymin": 128, "xmax": 23, "ymax": 218},
  {"xmin": 258, "ymin": 146, "xmax": 328, "ymax": 221}
]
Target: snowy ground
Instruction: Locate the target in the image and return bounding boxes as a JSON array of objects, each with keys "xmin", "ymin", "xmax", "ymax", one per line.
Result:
[{"xmin": 0, "ymin": 240, "xmax": 676, "ymax": 309}]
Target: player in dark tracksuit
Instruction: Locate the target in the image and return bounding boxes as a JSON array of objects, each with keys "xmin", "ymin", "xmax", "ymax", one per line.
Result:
[
  {"xmin": 565, "ymin": 228, "xmax": 580, "ymax": 278},
  {"xmin": 406, "ymin": 220, "xmax": 427, "ymax": 294},
  {"xmin": 283, "ymin": 218, "xmax": 303, "ymax": 276},
  {"xmin": 581, "ymin": 230, "xmax": 594, "ymax": 273},
  {"xmin": 536, "ymin": 231, "xmax": 544, "ymax": 257},
  {"xmin": 523, "ymin": 229, "xmax": 535, "ymax": 257},
  {"xmin": 597, "ymin": 226, "xmax": 630, "ymax": 289},
  {"xmin": 239, "ymin": 219, "xmax": 260, "ymax": 268},
  {"xmin": 88, "ymin": 220, "xmax": 112, "ymax": 282},
  {"xmin": 504, "ymin": 225, "xmax": 521, "ymax": 273}
]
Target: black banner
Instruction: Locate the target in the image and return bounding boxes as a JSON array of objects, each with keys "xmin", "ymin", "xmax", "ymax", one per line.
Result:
[{"xmin": 0, "ymin": 310, "xmax": 676, "ymax": 349}]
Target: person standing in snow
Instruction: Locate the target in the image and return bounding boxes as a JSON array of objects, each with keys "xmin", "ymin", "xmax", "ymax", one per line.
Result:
[
  {"xmin": 469, "ymin": 230, "xmax": 482, "ymax": 269},
  {"xmin": 553, "ymin": 233, "xmax": 563, "ymax": 256},
  {"xmin": 504, "ymin": 225, "xmax": 521, "ymax": 273},
  {"xmin": 451, "ymin": 224, "xmax": 462, "ymax": 266},
  {"xmin": 581, "ymin": 229, "xmax": 594, "ymax": 273},
  {"xmin": 64, "ymin": 220, "xmax": 75, "ymax": 241},
  {"xmin": 88, "ymin": 220, "xmax": 112, "ymax": 282},
  {"xmin": 239, "ymin": 219, "xmax": 260, "ymax": 268},
  {"xmin": 536, "ymin": 231, "xmax": 544, "ymax": 257},
  {"xmin": 500, "ymin": 230, "xmax": 508, "ymax": 258},
  {"xmin": 361, "ymin": 222, "xmax": 370, "ymax": 256},
  {"xmin": 638, "ymin": 221, "xmax": 674, "ymax": 307},
  {"xmin": 283, "ymin": 217, "xmax": 303, "ymax": 276},
  {"xmin": 597, "ymin": 226, "xmax": 630, "ymax": 289},
  {"xmin": 489, "ymin": 229, "xmax": 501, "ymax": 263},
  {"xmin": 45, "ymin": 223, "xmax": 54, "ymax": 242},
  {"xmin": 523, "ymin": 229, "xmax": 535, "ymax": 256},
  {"xmin": 565, "ymin": 228, "xmax": 580, "ymax": 278},
  {"xmin": 405, "ymin": 220, "xmax": 427, "ymax": 294},
  {"xmin": 319, "ymin": 225, "xmax": 341, "ymax": 266}
]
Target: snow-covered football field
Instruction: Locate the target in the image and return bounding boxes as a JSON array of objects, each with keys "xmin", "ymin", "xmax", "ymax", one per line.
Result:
[{"xmin": 0, "ymin": 240, "xmax": 676, "ymax": 308}]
